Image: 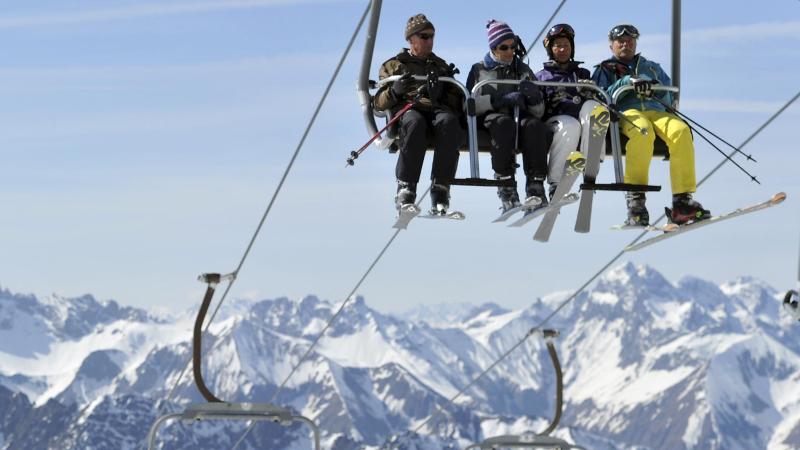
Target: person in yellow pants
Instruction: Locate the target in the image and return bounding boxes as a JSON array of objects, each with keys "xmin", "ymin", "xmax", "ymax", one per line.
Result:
[{"xmin": 592, "ymin": 24, "xmax": 711, "ymax": 226}]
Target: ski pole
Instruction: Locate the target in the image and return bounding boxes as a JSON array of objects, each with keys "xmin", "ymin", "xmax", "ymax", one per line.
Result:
[
  {"xmin": 603, "ymin": 102, "xmax": 648, "ymax": 136},
  {"xmin": 514, "ymin": 105, "xmax": 520, "ymax": 150},
  {"xmin": 652, "ymin": 96, "xmax": 756, "ymax": 162},
  {"xmin": 346, "ymin": 101, "xmax": 415, "ymax": 168},
  {"xmin": 584, "ymin": 92, "xmax": 648, "ymax": 136},
  {"xmin": 651, "ymin": 98, "xmax": 760, "ymax": 184}
]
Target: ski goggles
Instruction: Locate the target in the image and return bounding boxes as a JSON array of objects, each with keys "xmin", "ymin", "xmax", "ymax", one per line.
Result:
[
  {"xmin": 415, "ymin": 32, "xmax": 435, "ymax": 40},
  {"xmin": 609, "ymin": 24, "xmax": 639, "ymax": 40},
  {"xmin": 547, "ymin": 23, "xmax": 575, "ymax": 39},
  {"xmin": 496, "ymin": 43, "xmax": 517, "ymax": 51}
]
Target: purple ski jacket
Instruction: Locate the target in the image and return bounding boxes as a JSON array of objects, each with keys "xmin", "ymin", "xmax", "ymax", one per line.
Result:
[{"xmin": 535, "ymin": 61, "xmax": 592, "ymax": 119}]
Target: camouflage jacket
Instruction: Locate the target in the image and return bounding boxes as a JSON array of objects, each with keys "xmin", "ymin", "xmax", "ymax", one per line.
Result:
[{"xmin": 373, "ymin": 49, "xmax": 464, "ymax": 115}]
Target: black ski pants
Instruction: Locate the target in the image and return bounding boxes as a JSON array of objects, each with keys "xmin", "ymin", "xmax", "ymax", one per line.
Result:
[
  {"xmin": 395, "ymin": 109, "xmax": 463, "ymax": 184},
  {"xmin": 483, "ymin": 113, "xmax": 551, "ymax": 179}
]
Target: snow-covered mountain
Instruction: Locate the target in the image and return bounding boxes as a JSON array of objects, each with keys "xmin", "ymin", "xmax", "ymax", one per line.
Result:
[{"xmin": 0, "ymin": 263, "xmax": 798, "ymax": 450}]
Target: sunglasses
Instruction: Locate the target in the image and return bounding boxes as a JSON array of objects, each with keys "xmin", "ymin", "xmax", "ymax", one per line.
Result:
[
  {"xmin": 416, "ymin": 32, "xmax": 435, "ymax": 40},
  {"xmin": 547, "ymin": 23, "xmax": 575, "ymax": 38},
  {"xmin": 496, "ymin": 43, "xmax": 517, "ymax": 51},
  {"xmin": 609, "ymin": 24, "xmax": 639, "ymax": 40}
]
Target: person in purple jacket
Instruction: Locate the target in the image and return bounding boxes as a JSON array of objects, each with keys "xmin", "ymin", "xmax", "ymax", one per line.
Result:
[{"xmin": 536, "ymin": 24, "xmax": 607, "ymax": 198}]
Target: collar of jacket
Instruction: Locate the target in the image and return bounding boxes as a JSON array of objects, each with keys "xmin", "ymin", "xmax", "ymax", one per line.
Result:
[
  {"xmin": 597, "ymin": 53, "xmax": 642, "ymax": 69},
  {"xmin": 398, "ymin": 48, "xmax": 439, "ymax": 64},
  {"xmin": 483, "ymin": 52, "xmax": 524, "ymax": 72},
  {"xmin": 542, "ymin": 60, "xmax": 585, "ymax": 73}
]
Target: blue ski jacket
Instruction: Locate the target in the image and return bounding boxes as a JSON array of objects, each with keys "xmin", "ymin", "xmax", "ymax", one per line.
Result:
[{"xmin": 591, "ymin": 54, "xmax": 674, "ymax": 112}]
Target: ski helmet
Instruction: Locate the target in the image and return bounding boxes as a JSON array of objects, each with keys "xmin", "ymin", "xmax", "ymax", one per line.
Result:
[{"xmin": 543, "ymin": 23, "xmax": 575, "ymax": 60}]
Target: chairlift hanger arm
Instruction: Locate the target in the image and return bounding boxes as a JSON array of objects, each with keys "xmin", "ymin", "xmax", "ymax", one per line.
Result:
[{"xmin": 463, "ymin": 329, "xmax": 585, "ymax": 450}]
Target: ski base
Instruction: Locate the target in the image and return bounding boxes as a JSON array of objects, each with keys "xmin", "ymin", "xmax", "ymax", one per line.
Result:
[
  {"xmin": 392, "ymin": 205, "xmax": 421, "ymax": 230},
  {"xmin": 625, "ymin": 192, "xmax": 787, "ymax": 252},
  {"xmin": 532, "ymin": 151, "xmax": 586, "ymax": 242},
  {"xmin": 509, "ymin": 193, "xmax": 579, "ymax": 228},
  {"xmin": 419, "ymin": 210, "xmax": 466, "ymax": 221},
  {"xmin": 610, "ymin": 223, "xmax": 671, "ymax": 232},
  {"xmin": 492, "ymin": 197, "xmax": 543, "ymax": 223}
]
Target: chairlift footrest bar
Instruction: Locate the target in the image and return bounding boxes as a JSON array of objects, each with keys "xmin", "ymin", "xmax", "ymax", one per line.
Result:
[
  {"xmin": 580, "ymin": 183, "xmax": 661, "ymax": 192},
  {"xmin": 181, "ymin": 402, "xmax": 294, "ymax": 423},
  {"xmin": 444, "ymin": 177, "xmax": 516, "ymax": 187}
]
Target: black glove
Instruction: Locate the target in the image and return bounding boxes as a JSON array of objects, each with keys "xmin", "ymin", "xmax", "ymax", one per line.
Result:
[
  {"xmin": 519, "ymin": 80, "xmax": 543, "ymax": 105},
  {"xmin": 391, "ymin": 73, "xmax": 415, "ymax": 98},
  {"xmin": 492, "ymin": 92, "xmax": 525, "ymax": 110},
  {"xmin": 425, "ymin": 68, "xmax": 442, "ymax": 103},
  {"xmin": 632, "ymin": 78, "xmax": 655, "ymax": 97}
]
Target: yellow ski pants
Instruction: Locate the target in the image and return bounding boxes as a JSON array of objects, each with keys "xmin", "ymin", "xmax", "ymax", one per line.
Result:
[{"xmin": 620, "ymin": 109, "xmax": 696, "ymax": 194}]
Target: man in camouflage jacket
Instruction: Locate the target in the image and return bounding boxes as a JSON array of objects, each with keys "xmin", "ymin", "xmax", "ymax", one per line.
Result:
[{"xmin": 374, "ymin": 14, "xmax": 464, "ymax": 214}]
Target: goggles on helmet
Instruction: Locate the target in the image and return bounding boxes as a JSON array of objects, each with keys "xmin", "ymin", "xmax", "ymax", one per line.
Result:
[
  {"xmin": 547, "ymin": 23, "xmax": 575, "ymax": 39},
  {"xmin": 608, "ymin": 24, "xmax": 639, "ymax": 40}
]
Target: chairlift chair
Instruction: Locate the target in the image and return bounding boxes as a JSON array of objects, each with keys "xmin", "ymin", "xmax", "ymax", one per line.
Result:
[
  {"xmin": 146, "ymin": 273, "xmax": 321, "ymax": 450},
  {"xmin": 464, "ymin": 330, "xmax": 586, "ymax": 450},
  {"xmin": 356, "ymin": 0, "xmax": 685, "ymax": 231}
]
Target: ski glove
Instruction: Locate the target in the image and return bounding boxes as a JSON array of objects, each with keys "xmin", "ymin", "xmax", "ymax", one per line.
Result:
[
  {"xmin": 631, "ymin": 78, "xmax": 656, "ymax": 98},
  {"xmin": 492, "ymin": 91, "xmax": 526, "ymax": 110},
  {"xmin": 519, "ymin": 80, "xmax": 543, "ymax": 105},
  {"xmin": 391, "ymin": 73, "xmax": 415, "ymax": 98}
]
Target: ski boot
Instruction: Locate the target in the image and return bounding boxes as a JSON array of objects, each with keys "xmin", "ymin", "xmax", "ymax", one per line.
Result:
[
  {"xmin": 395, "ymin": 181, "xmax": 417, "ymax": 210},
  {"xmin": 525, "ymin": 175, "xmax": 548, "ymax": 209},
  {"xmin": 496, "ymin": 174, "xmax": 521, "ymax": 213},
  {"xmin": 625, "ymin": 192, "xmax": 649, "ymax": 227},
  {"xmin": 668, "ymin": 193, "xmax": 711, "ymax": 225},
  {"xmin": 429, "ymin": 183, "xmax": 450, "ymax": 215}
]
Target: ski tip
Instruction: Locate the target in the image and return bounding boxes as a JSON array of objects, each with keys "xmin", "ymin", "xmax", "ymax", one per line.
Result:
[{"xmin": 773, "ymin": 192, "xmax": 787, "ymax": 204}]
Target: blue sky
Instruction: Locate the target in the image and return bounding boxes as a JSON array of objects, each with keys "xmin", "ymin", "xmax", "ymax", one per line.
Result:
[{"xmin": 1, "ymin": 0, "xmax": 798, "ymax": 315}]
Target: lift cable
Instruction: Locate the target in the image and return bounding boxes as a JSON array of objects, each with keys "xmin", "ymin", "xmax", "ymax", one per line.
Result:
[
  {"xmin": 159, "ymin": 0, "xmax": 371, "ymax": 406},
  {"xmin": 228, "ymin": 190, "xmax": 431, "ymax": 450},
  {"xmin": 525, "ymin": 0, "xmax": 568, "ymax": 58},
  {"xmin": 392, "ymin": 89, "xmax": 799, "ymax": 447}
]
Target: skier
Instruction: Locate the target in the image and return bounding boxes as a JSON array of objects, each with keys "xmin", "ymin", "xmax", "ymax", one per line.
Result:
[
  {"xmin": 786, "ymin": 289, "xmax": 800, "ymax": 321},
  {"xmin": 374, "ymin": 14, "xmax": 465, "ymax": 215},
  {"xmin": 466, "ymin": 20, "xmax": 550, "ymax": 213},
  {"xmin": 592, "ymin": 24, "xmax": 711, "ymax": 226},
  {"xmin": 536, "ymin": 23, "xmax": 607, "ymax": 199}
]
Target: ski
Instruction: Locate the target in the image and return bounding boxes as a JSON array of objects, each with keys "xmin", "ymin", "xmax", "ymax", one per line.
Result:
[
  {"xmin": 624, "ymin": 192, "xmax": 787, "ymax": 252},
  {"xmin": 392, "ymin": 204, "xmax": 421, "ymax": 230},
  {"xmin": 575, "ymin": 105, "xmax": 611, "ymax": 233},
  {"xmin": 418, "ymin": 209, "xmax": 466, "ymax": 221},
  {"xmin": 610, "ymin": 223, "xmax": 670, "ymax": 232},
  {"xmin": 533, "ymin": 151, "xmax": 586, "ymax": 242},
  {"xmin": 508, "ymin": 193, "xmax": 579, "ymax": 228},
  {"xmin": 492, "ymin": 196, "xmax": 543, "ymax": 223}
]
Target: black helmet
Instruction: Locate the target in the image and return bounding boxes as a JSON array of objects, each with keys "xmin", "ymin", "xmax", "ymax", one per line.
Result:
[{"xmin": 542, "ymin": 23, "xmax": 575, "ymax": 60}]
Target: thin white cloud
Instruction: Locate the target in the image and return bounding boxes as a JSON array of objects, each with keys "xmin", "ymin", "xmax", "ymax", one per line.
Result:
[
  {"xmin": 0, "ymin": 0, "xmax": 352, "ymax": 29},
  {"xmin": 682, "ymin": 20, "xmax": 800, "ymax": 41},
  {"xmin": 679, "ymin": 98, "xmax": 799, "ymax": 114}
]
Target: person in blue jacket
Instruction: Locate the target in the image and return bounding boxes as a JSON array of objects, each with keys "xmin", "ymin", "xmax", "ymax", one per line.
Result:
[{"xmin": 592, "ymin": 24, "xmax": 710, "ymax": 226}]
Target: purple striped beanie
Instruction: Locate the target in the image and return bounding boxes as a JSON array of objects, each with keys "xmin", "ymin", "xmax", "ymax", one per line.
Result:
[{"xmin": 487, "ymin": 20, "xmax": 515, "ymax": 49}]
